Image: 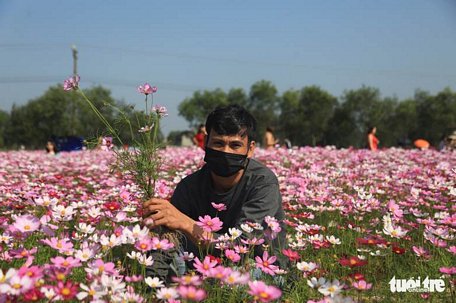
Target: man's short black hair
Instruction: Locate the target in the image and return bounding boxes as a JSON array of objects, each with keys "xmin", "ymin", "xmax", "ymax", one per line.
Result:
[{"xmin": 205, "ymin": 104, "xmax": 257, "ymax": 142}]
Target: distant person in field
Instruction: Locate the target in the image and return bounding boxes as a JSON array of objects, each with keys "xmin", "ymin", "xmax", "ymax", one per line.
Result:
[
  {"xmin": 263, "ymin": 127, "xmax": 278, "ymax": 150},
  {"xmin": 367, "ymin": 126, "xmax": 379, "ymax": 151},
  {"xmin": 45, "ymin": 140, "xmax": 57, "ymax": 155},
  {"xmin": 192, "ymin": 124, "xmax": 207, "ymax": 150}
]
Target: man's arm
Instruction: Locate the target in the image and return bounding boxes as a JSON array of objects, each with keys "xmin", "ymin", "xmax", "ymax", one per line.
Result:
[{"xmin": 143, "ymin": 198, "xmax": 213, "ymax": 245}]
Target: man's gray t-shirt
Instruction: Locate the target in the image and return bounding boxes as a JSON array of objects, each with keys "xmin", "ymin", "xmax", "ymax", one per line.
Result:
[{"xmin": 171, "ymin": 158, "xmax": 286, "ymax": 260}]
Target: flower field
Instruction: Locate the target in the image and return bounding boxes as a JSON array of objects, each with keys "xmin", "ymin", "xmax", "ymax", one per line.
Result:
[{"xmin": 0, "ymin": 147, "xmax": 455, "ymax": 302}]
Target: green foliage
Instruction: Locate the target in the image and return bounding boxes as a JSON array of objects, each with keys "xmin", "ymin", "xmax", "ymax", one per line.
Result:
[
  {"xmin": 178, "ymin": 83, "xmax": 456, "ymax": 149},
  {"xmin": 0, "ymin": 109, "xmax": 10, "ymax": 148}
]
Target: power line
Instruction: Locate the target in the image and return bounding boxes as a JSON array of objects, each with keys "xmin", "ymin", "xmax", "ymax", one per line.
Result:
[{"xmin": 1, "ymin": 43, "xmax": 455, "ymax": 79}]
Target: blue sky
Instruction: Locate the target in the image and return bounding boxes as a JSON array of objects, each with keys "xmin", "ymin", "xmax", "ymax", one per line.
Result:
[{"xmin": 1, "ymin": 0, "xmax": 455, "ymax": 135}]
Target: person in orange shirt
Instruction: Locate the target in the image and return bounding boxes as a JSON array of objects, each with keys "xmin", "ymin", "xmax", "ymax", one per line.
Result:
[
  {"xmin": 367, "ymin": 126, "xmax": 379, "ymax": 151},
  {"xmin": 192, "ymin": 124, "xmax": 207, "ymax": 150}
]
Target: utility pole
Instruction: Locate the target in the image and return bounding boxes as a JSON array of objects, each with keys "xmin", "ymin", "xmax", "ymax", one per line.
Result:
[
  {"xmin": 70, "ymin": 45, "xmax": 78, "ymax": 135},
  {"xmin": 72, "ymin": 45, "xmax": 78, "ymax": 76}
]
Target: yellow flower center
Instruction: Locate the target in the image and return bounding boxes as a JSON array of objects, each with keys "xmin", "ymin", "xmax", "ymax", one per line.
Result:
[
  {"xmin": 24, "ymin": 225, "xmax": 31, "ymax": 231},
  {"xmin": 12, "ymin": 283, "xmax": 22, "ymax": 289},
  {"xmin": 61, "ymin": 287, "xmax": 71, "ymax": 296}
]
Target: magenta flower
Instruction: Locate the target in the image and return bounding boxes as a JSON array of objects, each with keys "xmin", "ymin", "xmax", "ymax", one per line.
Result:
[
  {"xmin": 177, "ymin": 285, "xmax": 206, "ymax": 301},
  {"xmin": 13, "ymin": 214, "xmax": 40, "ymax": 233},
  {"xmin": 211, "ymin": 202, "xmax": 227, "ymax": 212},
  {"xmin": 196, "ymin": 215, "xmax": 223, "ymax": 232},
  {"xmin": 54, "ymin": 280, "xmax": 79, "ymax": 300},
  {"xmin": 439, "ymin": 267, "xmax": 456, "ymax": 275},
  {"xmin": 248, "ymin": 280, "xmax": 282, "ymax": 302},
  {"xmin": 255, "ymin": 251, "xmax": 279, "ymax": 276},
  {"xmin": 63, "ymin": 75, "xmax": 80, "ymax": 91},
  {"xmin": 137, "ymin": 83, "xmax": 154, "ymax": 95}
]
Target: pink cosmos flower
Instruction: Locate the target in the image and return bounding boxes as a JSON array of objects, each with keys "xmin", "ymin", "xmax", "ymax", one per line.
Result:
[
  {"xmin": 223, "ymin": 270, "xmax": 250, "ymax": 285},
  {"xmin": 248, "ymin": 280, "xmax": 282, "ymax": 303},
  {"xmin": 448, "ymin": 246, "xmax": 456, "ymax": 255},
  {"xmin": 387, "ymin": 200, "xmax": 403, "ymax": 218},
  {"xmin": 172, "ymin": 274, "xmax": 203, "ymax": 286},
  {"xmin": 352, "ymin": 280, "xmax": 373, "ymax": 290},
  {"xmin": 151, "ymin": 237, "xmax": 174, "ymax": 251},
  {"xmin": 18, "ymin": 265, "xmax": 44, "ymax": 282},
  {"xmin": 63, "ymin": 75, "xmax": 80, "ymax": 91},
  {"xmin": 193, "ymin": 256, "xmax": 218, "ymax": 276},
  {"xmin": 9, "ymin": 247, "xmax": 37, "ymax": 259},
  {"xmin": 196, "ymin": 215, "xmax": 223, "ymax": 232},
  {"xmin": 282, "ymin": 248, "xmax": 300, "ymax": 261},
  {"xmin": 85, "ymin": 259, "xmax": 116, "ymax": 276},
  {"xmin": 13, "ymin": 215, "xmax": 40, "ymax": 233},
  {"xmin": 135, "ymin": 237, "xmax": 153, "ymax": 252},
  {"xmin": 225, "ymin": 249, "xmax": 241, "ymax": 263},
  {"xmin": 177, "ymin": 285, "xmax": 206, "ymax": 301},
  {"xmin": 439, "ymin": 267, "xmax": 456, "ymax": 275},
  {"xmin": 255, "ymin": 251, "xmax": 279, "ymax": 276},
  {"xmin": 54, "ymin": 281, "xmax": 79, "ymax": 300},
  {"xmin": 152, "ymin": 105, "xmax": 168, "ymax": 117},
  {"xmin": 411, "ymin": 246, "xmax": 431, "ymax": 259},
  {"xmin": 50, "ymin": 256, "xmax": 82, "ymax": 269},
  {"xmin": 41, "ymin": 237, "xmax": 74, "ymax": 254},
  {"xmin": 137, "ymin": 83, "xmax": 154, "ymax": 95},
  {"xmin": 208, "ymin": 266, "xmax": 232, "ymax": 280},
  {"xmin": 211, "ymin": 202, "xmax": 227, "ymax": 212}
]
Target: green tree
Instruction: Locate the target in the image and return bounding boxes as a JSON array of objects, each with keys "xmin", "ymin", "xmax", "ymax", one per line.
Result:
[
  {"xmin": 0, "ymin": 110, "xmax": 10, "ymax": 148},
  {"xmin": 326, "ymin": 86, "xmax": 393, "ymax": 148},
  {"xmin": 297, "ymin": 86, "xmax": 338, "ymax": 146},
  {"xmin": 415, "ymin": 88, "xmax": 456, "ymax": 146},
  {"xmin": 247, "ymin": 80, "xmax": 279, "ymax": 142},
  {"xmin": 178, "ymin": 89, "xmax": 227, "ymax": 128},
  {"xmin": 279, "ymin": 89, "xmax": 300, "ymax": 145}
]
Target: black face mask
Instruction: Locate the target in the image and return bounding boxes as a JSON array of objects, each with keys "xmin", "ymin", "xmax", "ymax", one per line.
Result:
[{"xmin": 204, "ymin": 147, "xmax": 249, "ymax": 177}]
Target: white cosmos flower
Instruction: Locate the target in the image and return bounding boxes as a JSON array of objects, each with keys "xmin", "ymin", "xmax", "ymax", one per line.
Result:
[
  {"xmin": 318, "ymin": 279, "xmax": 344, "ymax": 297},
  {"xmin": 229, "ymin": 228, "xmax": 242, "ymax": 240},
  {"xmin": 156, "ymin": 287, "xmax": 179, "ymax": 301},
  {"xmin": 145, "ymin": 277, "xmax": 164, "ymax": 288},
  {"xmin": 326, "ymin": 235, "xmax": 341, "ymax": 245},
  {"xmin": 307, "ymin": 277, "xmax": 327, "ymax": 289},
  {"xmin": 296, "ymin": 261, "xmax": 318, "ymax": 272}
]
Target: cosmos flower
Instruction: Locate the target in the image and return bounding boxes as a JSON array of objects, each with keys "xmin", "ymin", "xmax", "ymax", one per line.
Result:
[
  {"xmin": 247, "ymin": 280, "xmax": 282, "ymax": 303},
  {"xmin": 63, "ymin": 75, "xmax": 80, "ymax": 91},
  {"xmin": 196, "ymin": 215, "xmax": 223, "ymax": 232},
  {"xmin": 12, "ymin": 215, "xmax": 40, "ymax": 233}
]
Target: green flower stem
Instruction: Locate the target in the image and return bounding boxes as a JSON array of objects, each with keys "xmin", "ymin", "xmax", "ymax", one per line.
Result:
[{"xmin": 77, "ymin": 89, "xmax": 123, "ymax": 146}]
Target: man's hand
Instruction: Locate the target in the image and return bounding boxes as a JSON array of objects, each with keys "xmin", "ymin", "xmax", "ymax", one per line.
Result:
[
  {"xmin": 142, "ymin": 198, "xmax": 212, "ymax": 246},
  {"xmin": 142, "ymin": 198, "xmax": 193, "ymax": 231}
]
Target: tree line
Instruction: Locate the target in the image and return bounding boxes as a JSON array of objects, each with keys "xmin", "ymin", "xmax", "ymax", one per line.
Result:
[
  {"xmin": 0, "ymin": 81, "xmax": 455, "ymax": 150},
  {"xmin": 178, "ymin": 81, "xmax": 456, "ymax": 148}
]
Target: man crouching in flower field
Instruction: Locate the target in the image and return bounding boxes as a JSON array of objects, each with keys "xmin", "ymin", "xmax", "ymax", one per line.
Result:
[{"xmin": 143, "ymin": 104, "xmax": 288, "ymax": 281}]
